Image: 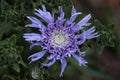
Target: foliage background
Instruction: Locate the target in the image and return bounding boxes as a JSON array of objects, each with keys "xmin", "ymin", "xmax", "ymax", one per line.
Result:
[{"xmin": 0, "ymin": 0, "xmax": 120, "ymax": 80}]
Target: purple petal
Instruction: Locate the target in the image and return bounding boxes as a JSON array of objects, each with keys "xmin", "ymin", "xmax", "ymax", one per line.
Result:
[
  {"xmin": 72, "ymin": 53, "xmax": 88, "ymax": 66},
  {"xmin": 55, "ymin": 6, "xmax": 65, "ymax": 26},
  {"xmin": 30, "ymin": 42, "xmax": 42, "ymax": 50},
  {"xmin": 25, "ymin": 24, "xmax": 39, "ymax": 28},
  {"xmin": 76, "ymin": 31, "xmax": 86, "ymax": 45},
  {"xmin": 42, "ymin": 5, "xmax": 46, "ymax": 12},
  {"xmin": 73, "ymin": 14, "xmax": 91, "ymax": 32},
  {"xmin": 25, "ymin": 16, "xmax": 43, "ymax": 28},
  {"xmin": 25, "ymin": 16, "xmax": 46, "ymax": 32},
  {"xmin": 78, "ymin": 51, "xmax": 86, "ymax": 57},
  {"xmin": 80, "ymin": 13, "xmax": 91, "ymax": 22},
  {"xmin": 85, "ymin": 26, "xmax": 100, "ymax": 39},
  {"xmin": 86, "ymin": 32, "xmax": 99, "ymax": 39},
  {"xmin": 34, "ymin": 7, "xmax": 54, "ymax": 23},
  {"xmin": 71, "ymin": 6, "xmax": 76, "ymax": 15},
  {"xmin": 47, "ymin": 54, "xmax": 56, "ymax": 60},
  {"xmin": 42, "ymin": 58, "xmax": 56, "ymax": 67},
  {"xmin": 23, "ymin": 33, "xmax": 42, "ymax": 41},
  {"xmin": 25, "ymin": 23, "xmax": 46, "ymax": 32},
  {"xmin": 69, "ymin": 6, "xmax": 82, "ymax": 23},
  {"xmin": 60, "ymin": 58, "xmax": 67, "ymax": 77},
  {"xmin": 77, "ymin": 14, "xmax": 91, "ymax": 26},
  {"xmin": 58, "ymin": 6, "xmax": 64, "ymax": 19},
  {"xmin": 69, "ymin": 12, "xmax": 82, "ymax": 23},
  {"xmin": 26, "ymin": 16, "xmax": 40, "ymax": 24},
  {"xmin": 56, "ymin": 18, "xmax": 66, "ymax": 26},
  {"xmin": 28, "ymin": 50, "xmax": 47, "ymax": 63},
  {"xmin": 86, "ymin": 26, "xmax": 95, "ymax": 33},
  {"xmin": 75, "ymin": 45, "xmax": 86, "ymax": 56}
]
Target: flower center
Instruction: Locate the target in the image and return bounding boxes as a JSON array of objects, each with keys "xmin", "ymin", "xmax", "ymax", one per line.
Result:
[
  {"xmin": 52, "ymin": 31, "xmax": 67, "ymax": 47},
  {"xmin": 54, "ymin": 34, "xmax": 65, "ymax": 45}
]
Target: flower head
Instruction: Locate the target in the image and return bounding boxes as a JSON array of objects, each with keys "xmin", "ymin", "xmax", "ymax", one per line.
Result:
[{"xmin": 23, "ymin": 5, "xmax": 99, "ymax": 76}]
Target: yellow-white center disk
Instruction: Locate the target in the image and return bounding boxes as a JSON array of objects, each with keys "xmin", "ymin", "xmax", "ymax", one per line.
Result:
[
  {"xmin": 54, "ymin": 33, "xmax": 65, "ymax": 45},
  {"xmin": 51, "ymin": 31, "xmax": 68, "ymax": 47}
]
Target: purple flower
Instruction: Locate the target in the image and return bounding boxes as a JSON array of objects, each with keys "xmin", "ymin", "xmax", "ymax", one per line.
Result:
[{"xmin": 23, "ymin": 5, "xmax": 99, "ymax": 76}]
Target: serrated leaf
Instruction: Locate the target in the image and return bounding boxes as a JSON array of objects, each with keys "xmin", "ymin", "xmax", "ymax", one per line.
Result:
[
  {"xmin": 93, "ymin": 19, "xmax": 116, "ymax": 55},
  {"xmin": 94, "ymin": 19, "xmax": 105, "ymax": 29}
]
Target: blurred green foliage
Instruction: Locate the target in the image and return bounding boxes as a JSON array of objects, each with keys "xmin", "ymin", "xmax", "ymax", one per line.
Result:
[
  {"xmin": 94, "ymin": 20, "xmax": 116, "ymax": 54},
  {"xmin": 0, "ymin": 35, "xmax": 26, "ymax": 71},
  {"xmin": 0, "ymin": 0, "xmax": 119, "ymax": 80}
]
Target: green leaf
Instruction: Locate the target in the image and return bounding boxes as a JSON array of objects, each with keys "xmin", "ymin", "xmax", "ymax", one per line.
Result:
[
  {"xmin": 94, "ymin": 19, "xmax": 116, "ymax": 54},
  {"xmin": 12, "ymin": 64, "xmax": 20, "ymax": 72},
  {"xmin": 0, "ymin": 22, "xmax": 13, "ymax": 40},
  {"xmin": 18, "ymin": 59, "xmax": 27, "ymax": 68},
  {"xmin": 8, "ymin": 34, "xmax": 17, "ymax": 46}
]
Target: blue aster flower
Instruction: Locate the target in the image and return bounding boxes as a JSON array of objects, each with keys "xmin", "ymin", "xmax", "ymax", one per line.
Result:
[{"xmin": 23, "ymin": 5, "xmax": 99, "ymax": 76}]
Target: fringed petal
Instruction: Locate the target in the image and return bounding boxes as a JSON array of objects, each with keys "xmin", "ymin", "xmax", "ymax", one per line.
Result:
[
  {"xmin": 47, "ymin": 54, "xmax": 56, "ymax": 60},
  {"xmin": 72, "ymin": 53, "xmax": 88, "ymax": 66},
  {"xmin": 73, "ymin": 14, "xmax": 91, "ymax": 32},
  {"xmin": 69, "ymin": 6, "xmax": 82, "ymax": 23},
  {"xmin": 84, "ymin": 26, "xmax": 100, "ymax": 39},
  {"xmin": 23, "ymin": 33, "xmax": 42, "ymax": 41},
  {"xmin": 30, "ymin": 42, "xmax": 42, "ymax": 50},
  {"xmin": 28, "ymin": 50, "xmax": 47, "ymax": 63},
  {"xmin": 42, "ymin": 58, "xmax": 56, "ymax": 67},
  {"xmin": 25, "ymin": 16, "xmax": 44, "ymax": 28},
  {"xmin": 71, "ymin": 6, "xmax": 76, "ymax": 15},
  {"xmin": 76, "ymin": 26, "xmax": 99, "ymax": 45},
  {"xmin": 42, "ymin": 5, "xmax": 47, "ymax": 12},
  {"xmin": 75, "ymin": 45, "xmax": 86, "ymax": 56},
  {"xmin": 76, "ymin": 31, "xmax": 86, "ymax": 45},
  {"xmin": 25, "ymin": 16, "xmax": 46, "ymax": 32},
  {"xmin": 25, "ymin": 24, "xmax": 39, "ymax": 28},
  {"xmin": 58, "ymin": 6, "xmax": 64, "ymax": 19},
  {"xmin": 26, "ymin": 16, "xmax": 40, "ymax": 24},
  {"xmin": 34, "ymin": 5, "xmax": 54, "ymax": 23},
  {"xmin": 60, "ymin": 58, "xmax": 67, "ymax": 77},
  {"xmin": 70, "ymin": 13, "xmax": 81, "ymax": 23},
  {"xmin": 55, "ymin": 6, "xmax": 65, "ymax": 26}
]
